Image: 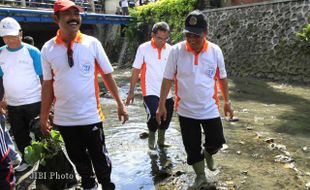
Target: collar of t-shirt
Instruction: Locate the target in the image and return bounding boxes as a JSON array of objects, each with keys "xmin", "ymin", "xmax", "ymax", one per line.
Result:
[
  {"xmin": 6, "ymin": 44, "xmax": 24, "ymax": 52},
  {"xmin": 54, "ymin": 29, "xmax": 83, "ymax": 48},
  {"xmin": 185, "ymin": 39, "xmax": 209, "ymax": 65},
  {"xmin": 151, "ymin": 37, "xmax": 166, "ymax": 60}
]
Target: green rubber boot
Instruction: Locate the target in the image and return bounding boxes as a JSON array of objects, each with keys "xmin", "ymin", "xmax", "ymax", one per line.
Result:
[
  {"xmin": 157, "ymin": 129, "xmax": 170, "ymax": 148},
  {"xmin": 204, "ymin": 150, "xmax": 216, "ymax": 171},
  {"xmin": 148, "ymin": 131, "xmax": 156, "ymax": 150},
  {"xmin": 188, "ymin": 160, "xmax": 208, "ymax": 190}
]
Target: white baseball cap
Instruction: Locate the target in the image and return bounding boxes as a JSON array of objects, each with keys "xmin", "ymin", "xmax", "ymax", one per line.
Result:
[{"xmin": 0, "ymin": 17, "xmax": 21, "ymax": 37}]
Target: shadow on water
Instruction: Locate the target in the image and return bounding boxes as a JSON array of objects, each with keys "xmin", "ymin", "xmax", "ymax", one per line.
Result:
[
  {"xmin": 100, "ymin": 93, "xmax": 186, "ymax": 190},
  {"xmin": 149, "ymin": 148, "xmax": 174, "ymax": 183}
]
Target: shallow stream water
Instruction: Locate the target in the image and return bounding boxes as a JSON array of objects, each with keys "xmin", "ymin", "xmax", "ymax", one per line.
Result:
[
  {"xmin": 100, "ymin": 68, "xmax": 310, "ymax": 190},
  {"xmin": 17, "ymin": 68, "xmax": 310, "ymax": 190}
]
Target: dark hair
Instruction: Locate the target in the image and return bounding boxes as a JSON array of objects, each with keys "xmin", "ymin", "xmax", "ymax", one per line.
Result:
[
  {"xmin": 23, "ymin": 36, "xmax": 34, "ymax": 45},
  {"xmin": 54, "ymin": 12, "xmax": 60, "ymax": 19},
  {"xmin": 152, "ymin": 22, "xmax": 170, "ymax": 34}
]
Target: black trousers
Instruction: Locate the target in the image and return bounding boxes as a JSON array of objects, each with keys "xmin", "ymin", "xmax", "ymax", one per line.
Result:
[
  {"xmin": 7, "ymin": 102, "xmax": 40, "ymax": 159},
  {"xmin": 179, "ymin": 116, "xmax": 226, "ymax": 165},
  {"xmin": 143, "ymin": 95, "xmax": 174, "ymax": 132},
  {"xmin": 57, "ymin": 122, "xmax": 112, "ymax": 189}
]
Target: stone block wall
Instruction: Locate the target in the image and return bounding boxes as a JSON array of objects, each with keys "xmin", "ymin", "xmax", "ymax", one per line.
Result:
[{"xmin": 203, "ymin": 0, "xmax": 310, "ymax": 83}]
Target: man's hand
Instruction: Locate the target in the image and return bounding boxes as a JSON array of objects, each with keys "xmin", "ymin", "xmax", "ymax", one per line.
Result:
[
  {"xmin": 156, "ymin": 105, "xmax": 167, "ymax": 125},
  {"xmin": 224, "ymin": 101, "xmax": 234, "ymax": 119},
  {"xmin": 125, "ymin": 91, "xmax": 134, "ymax": 106},
  {"xmin": 118, "ymin": 103, "xmax": 129, "ymax": 124},
  {"xmin": 40, "ymin": 117, "xmax": 52, "ymax": 136},
  {"xmin": 0, "ymin": 108, "xmax": 6, "ymax": 115},
  {"xmin": 0, "ymin": 100, "xmax": 7, "ymax": 110}
]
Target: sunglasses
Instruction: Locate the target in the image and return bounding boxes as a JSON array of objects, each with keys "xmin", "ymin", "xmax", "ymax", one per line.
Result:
[
  {"xmin": 67, "ymin": 43, "xmax": 74, "ymax": 68},
  {"xmin": 155, "ymin": 36, "xmax": 170, "ymax": 42}
]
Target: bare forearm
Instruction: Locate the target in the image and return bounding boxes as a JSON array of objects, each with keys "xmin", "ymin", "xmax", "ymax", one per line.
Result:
[
  {"xmin": 128, "ymin": 68, "xmax": 140, "ymax": 93},
  {"xmin": 103, "ymin": 73, "xmax": 123, "ymax": 105},
  {"xmin": 40, "ymin": 80, "xmax": 54, "ymax": 121},
  {"xmin": 159, "ymin": 78, "xmax": 173, "ymax": 107},
  {"xmin": 219, "ymin": 78, "xmax": 230, "ymax": 103}
]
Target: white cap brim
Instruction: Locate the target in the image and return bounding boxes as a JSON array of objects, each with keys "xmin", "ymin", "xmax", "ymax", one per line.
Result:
[{"xmin": 0, "ymin": 29, "xmax": 20, "ymax": 37}]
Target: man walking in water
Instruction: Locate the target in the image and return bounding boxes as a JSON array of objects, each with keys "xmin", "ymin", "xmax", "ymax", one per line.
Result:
[
  {"xmin": 40, "ymin": 0, "xmax": 128, "ymax": 189},
  {"xmin": 156, "ymin": 10, "xmax": 234, "ymax": 190},
  {"xmin": 125, "ymin": 22, "xmax": 174, "ymax": 150}
]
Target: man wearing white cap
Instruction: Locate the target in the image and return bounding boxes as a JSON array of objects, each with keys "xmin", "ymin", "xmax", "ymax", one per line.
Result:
[
  {"xmin": 40, "ymin": 0, "xmax": 128, "ymax": 189},
  {"xmin": 156, "ymin": 10, "xmax": 234, "ymax": 189},
  {"xmin": 0, "ymin": 17, "xmax": 42, "ymax": 172}
]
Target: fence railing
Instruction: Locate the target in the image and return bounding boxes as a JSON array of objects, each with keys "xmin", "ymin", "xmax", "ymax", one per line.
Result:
[{"xmin": 0, "ymin": 0, "xmax": 104, "ymax": 13}]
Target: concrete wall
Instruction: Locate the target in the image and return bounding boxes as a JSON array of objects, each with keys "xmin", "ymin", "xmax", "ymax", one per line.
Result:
[{"xmin": 203, "ymin": 0, "xmax": 310, "ymax": 83}]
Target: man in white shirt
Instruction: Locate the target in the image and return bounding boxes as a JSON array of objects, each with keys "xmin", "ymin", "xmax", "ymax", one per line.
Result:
[
  {"xmin": 156, "ymin": 10, "xmax": 234, "ymax": 190},
  {"xmin": 0, "ymin": 17, "xmax": 42, "ymax": 172},
  {"xmin": 125, "ymin": 22, "xmax": 173, "ymax": 150},
  {"xmin": 120, "ymin": 0, "xmax": 129, "ymax": 15},
  {"xmin": 40, "ymin": 0, "xmax": 128, "ymax": 189}
]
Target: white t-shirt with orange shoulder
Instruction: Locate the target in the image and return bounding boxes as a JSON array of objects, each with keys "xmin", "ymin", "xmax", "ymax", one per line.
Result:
[
  {"xmin": 41, "ymin": 30, "xmax": 113, "ymax": 126},
  {"xmin": 164, "ymin": 40, "xmax": 227, "ymax": 120},
  {"xmin": 133, "ymin": 38, "xmax": 172, "ymax": 98}
]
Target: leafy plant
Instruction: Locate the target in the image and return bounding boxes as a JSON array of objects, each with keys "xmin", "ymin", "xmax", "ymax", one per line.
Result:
[
  {"xmin": 125, "ymin": 0, "xmax": 198, "ymax": 44},
  {"xmin": 296, "ymin": 24, "xmax": 310, "ymax": 54},
  {"xmin": 296, "ymin": 23, "xmax": 310, "ymax": 42},
  {"xmin": 24, "ymin": 130, "xmax": 64, "ymax": 166}
]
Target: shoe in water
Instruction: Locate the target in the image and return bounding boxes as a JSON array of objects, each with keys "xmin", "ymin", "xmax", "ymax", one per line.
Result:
[
  {"xmin": 204, "ymin": 151, "xmax": 216, "ymax": 171},
  {"xmin": 158, "ymin": 143, "xmax": 171, "ymax": 149},
  {"xmin": 148, "ymin": 131, "xmax": 156, "ymax": 150},
  {"xmin": 10, "ymin": 156, "xmax": 22, "ymax": 169},
  {"xmin": 188, "ymin": 176, "xmax": 208, "ymax": 190},
  {"xmin": 15, "ymin": 162, "xmax": 30, "ymax": 172},
  {"xmin": 102, "ymin": 182, "xmax": 115, "ymax": 190},
  {"xmin": 84, "ymin": 183, "xmax": 100, "ymax": 190}
]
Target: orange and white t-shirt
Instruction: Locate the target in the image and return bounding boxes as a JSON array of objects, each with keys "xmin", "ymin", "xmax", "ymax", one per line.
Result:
[
  {"xmin": 133, "ymin": 39, "xmax": 172, "ymax": 98},
  {"xmin": 41, "ymin": 30, "xmax": 113, "ymax": 126},
  {"xmin": 164, "ymin": 40, "xmax": 227, "ymax": 120}
]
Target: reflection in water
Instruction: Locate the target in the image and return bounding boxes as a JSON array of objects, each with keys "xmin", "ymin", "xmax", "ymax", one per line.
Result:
[
  {"xmin": 101, "ymin": 96, "xmax": 185, "ymax": 190},
  {"xmin": 149, "ymin": 147, "xmax": 173, "ymax": 183}
]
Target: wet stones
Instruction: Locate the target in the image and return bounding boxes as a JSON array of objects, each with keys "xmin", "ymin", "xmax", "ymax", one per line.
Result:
[
  {"xmin": 302, "ymin": 146, "xmax": 308, "ymax": 153},
  {"xmin": 274, "ymin": 154, "xmax": 294, "ymax": 163},
  {"xmin": 139, "ymin": 132, "xmax": 148, "ymax": 139}
]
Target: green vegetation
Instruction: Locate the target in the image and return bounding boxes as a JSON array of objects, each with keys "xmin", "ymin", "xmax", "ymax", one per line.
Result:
[
  {"xmin": 24, "ymin": 130, "xmax": 64, "ymax": 166},
  {"xmin": 296, "ymin": 23, "xmax": 310, "ymax": 53},
  {"xmin": 296, "ymin": 23, "xmax": 310, "ymax": 42},
  {"xmin": 126, "ymin": 0, "xmax": 198, "ymax": 44}
]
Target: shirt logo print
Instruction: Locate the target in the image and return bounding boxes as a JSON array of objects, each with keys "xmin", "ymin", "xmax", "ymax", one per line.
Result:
[
  {"xmin": 81, "ymin": 64, "xmax": 91, "ymax": 74},
  {"xmin": 207, "ymin": 68, "xmax": 215, "ymax": 78}
]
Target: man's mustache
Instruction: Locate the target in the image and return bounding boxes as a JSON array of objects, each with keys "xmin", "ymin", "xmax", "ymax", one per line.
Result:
[{"xmin": 67, "ymin": 19, "xmax": 80, "ymax": 24}]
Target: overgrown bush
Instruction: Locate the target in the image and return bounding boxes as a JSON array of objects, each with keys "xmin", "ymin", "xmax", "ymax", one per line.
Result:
[
  {"xmin": 296, "ymin": 24, "xmax": 310, "ymax": 41},
  {"xmin": 125, "ymin": 0, "xmax": 198, "ymax": 44},
  {"xmin": 296, "ymin": 23, "xmax": 310, "ymax": 53}
]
